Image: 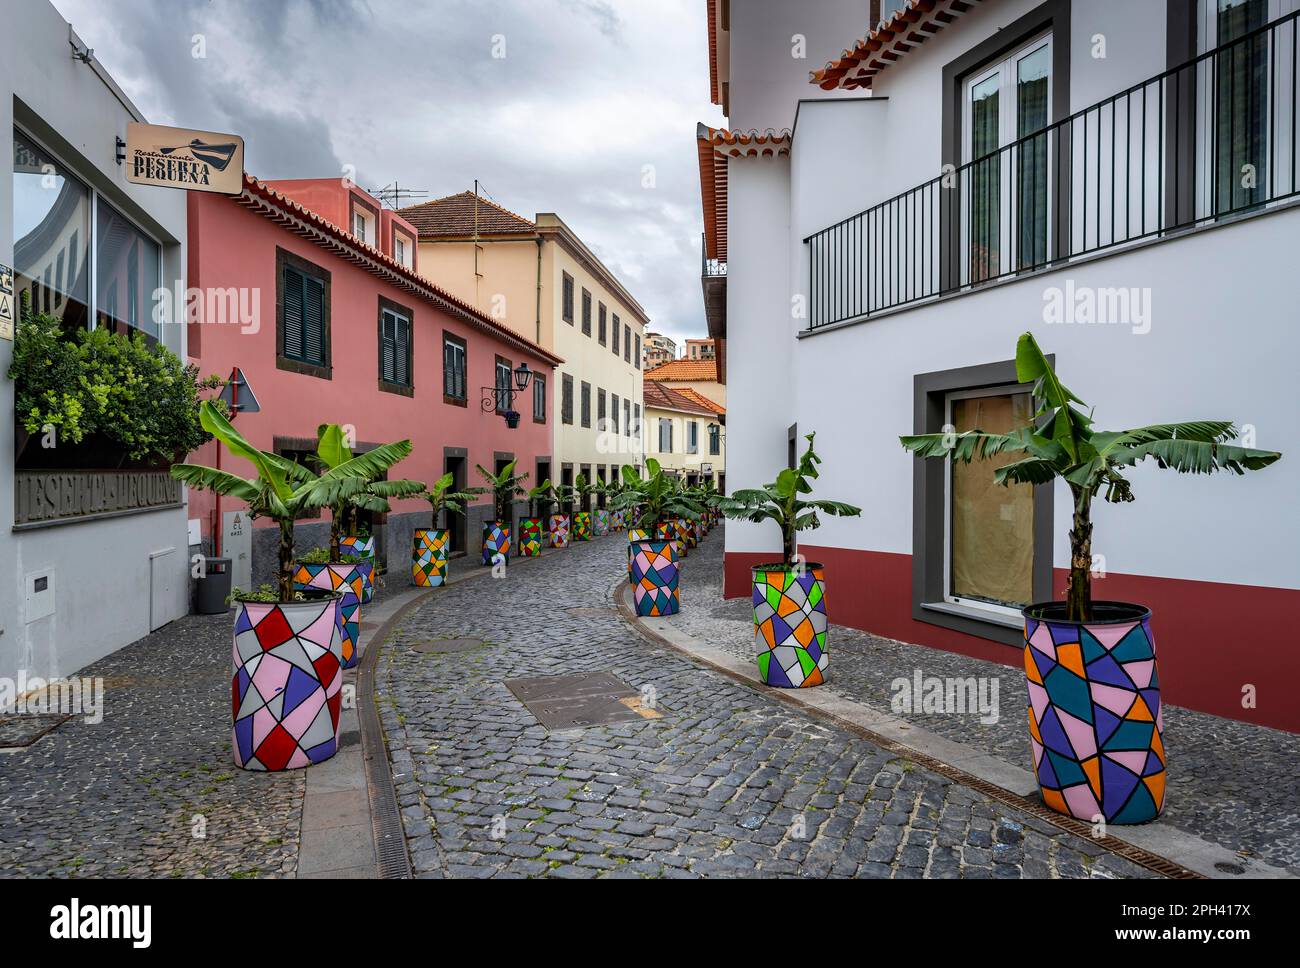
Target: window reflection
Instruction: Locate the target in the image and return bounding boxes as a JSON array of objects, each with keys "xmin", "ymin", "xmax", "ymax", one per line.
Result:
[
  {"xmin": 96, "ymin": 200, "xmax": 161, "ymax": 341},
  {"xmin": 12, "ymin": 131, "xmax": 90, "ymax": 329}
]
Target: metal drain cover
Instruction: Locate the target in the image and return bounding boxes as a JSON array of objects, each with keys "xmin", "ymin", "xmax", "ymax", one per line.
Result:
[
  {"xmin": 408, "ymin": 638, "xmax": 487, "ymax": 654},
  {"xmin": 0, "ymin": 713, "xmax": 72, "ymax": 749},
  {"xmin": 505, "ymin": 672, "xmax": 662, "ymax": 730}
]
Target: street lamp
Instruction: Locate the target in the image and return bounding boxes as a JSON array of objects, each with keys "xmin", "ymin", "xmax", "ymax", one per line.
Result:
[
  {"xmin": 707, "ymin": 422, "xmax": 725, "ymax": 447},
  {"xmin": 481, "ymin": 361, "xmax": 534, "ymax": 428}
]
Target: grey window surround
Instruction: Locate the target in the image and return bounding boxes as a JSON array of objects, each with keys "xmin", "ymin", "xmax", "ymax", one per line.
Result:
[{"xmin": 911, "ymin": 357, "xmax": 1055, "ymax": 647}]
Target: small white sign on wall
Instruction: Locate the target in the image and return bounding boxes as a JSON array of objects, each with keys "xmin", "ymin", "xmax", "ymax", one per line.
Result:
[
  {"xmin": 223, "ymin": 511, "xmax": 253, "ymax": 593},
  {"xmin": 187, "ymin": 518, "xmax": 202, "ymax": 547}
]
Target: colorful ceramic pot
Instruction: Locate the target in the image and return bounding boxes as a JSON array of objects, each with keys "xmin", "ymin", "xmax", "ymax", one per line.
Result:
[
  {"xmin": 520, "ymin": 518, "xmax": 545, "ymax": 557},
  {"xmin": 1023, "ymin": 602, "xmax": 1165, "ymax": 825},
  {"xmin": 627, "ymin": 528, "xmax": 650, "ymax": 582},
  {"xmin": 231, "ymin": 593, "xmax": 343, "ymax": 771},
  {"xmin": 612, "ymin": 509, "xmax": 626, "ymax": 531},
  {"xmin": 594, "ymin": 508, "xmax": 610, "ymax": 536},
  {"xmin": 630, "ymin": 538, "xmax": 679, "ymax": 617},
  {"xmin": 339, "ymin": 534, "xmax": 376, "ymax": 603},
  {"xmin": 483, "ymin": 521, "xmax": 511, "ymax": 566},
  {"xmin": 673, "ymin": 519, "xmax": 691, "ymax": 557},
  {"xmin": 293, "ymin": 560, "xmax": 366, "ymax": 669},
  {"xmin": 573, "ymin": 511, "xmax": 592, "ymax": 541},
  {"xmin": 412, "ymin": 528, "xmax": 449, "ymax": 587},
  {"xmin": 550, "ymin": 513, "xmax": 570, "ymax": 548},
  {"xmin": 752, "ymin": 563, "xmax": 828, "ymax": 689},
  {"xmin": 654, "ymin": 521, "xmax": 676, "ymax": 556}
]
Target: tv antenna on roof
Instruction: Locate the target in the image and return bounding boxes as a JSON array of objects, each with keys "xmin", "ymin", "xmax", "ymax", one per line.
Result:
[{"xmin": 371, "ymin": 181, "xmax": 429, "ymax": 209}]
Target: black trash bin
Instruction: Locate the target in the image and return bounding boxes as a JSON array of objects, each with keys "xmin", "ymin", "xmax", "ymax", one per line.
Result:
[{"xmin": 196, "ymin": 557, "xmax": 232, "ymax": 614}]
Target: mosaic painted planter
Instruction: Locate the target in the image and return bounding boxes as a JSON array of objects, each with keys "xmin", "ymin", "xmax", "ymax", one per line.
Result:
[
  {"xmin": 573, "ymin": 511, "xmax": 592, "ymax": 541},
  {"xmin": 293, "ymin": 561, "xmax": 366, "ymax": 669},
  {"xmin": 412, "ymin": 528, "xmax": 449, "ymax": 587},
  {"xmin": 340, "ymin": 534, "xmax": 376, "ymax": 603},
  {"xmin": 483, "ymin": 521, "xmax": 511, "ymax": 566},
  {"xmin": 752, "ymin": 563, "xmax": 828, "ymax": 689},
  {"xmin": 520, "ymin": 518, "xmax": 545, "ymax": 557},
  {"xmin": 550, "ymin": 513, "xmax": 570, "ymax": 548},
  {"xmin": 1023, "ymin": 602, "xmax": 1165, "ymax": 825},
  {"xmin": 672, "ymin": 519, "xmax": 691, "ymax": 558},
  {"xmin": 627, "ymin": 528, "xmax": 650, "ymax": 582},
  {"xmin": 231, "ymin": 593, "xmax": 343, "ymax": 771},
  {"xmin": 594, "ymin": 508, "xmax": 610, "ymax": 536},
  {"xmin": 610, "ymin": 509, "xmax": 625, "ymax": 532},
  {"xmin": 654, "ymin": 521, "xmax": 676, "ymax": 556},
  {"xmin": 630, "ymin": 538, "xmax": 679, "ymax": 617}
]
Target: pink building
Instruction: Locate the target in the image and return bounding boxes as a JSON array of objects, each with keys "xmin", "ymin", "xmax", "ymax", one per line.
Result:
[{"xmin": 186, "ymin": 175, "xmax": 562, "ymax": 585}]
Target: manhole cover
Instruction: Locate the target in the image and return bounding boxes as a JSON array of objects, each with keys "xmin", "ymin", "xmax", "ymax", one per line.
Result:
[
  {"xmin": 408, "ymin": 638, "xmax": 487, "ymax": 654},
  {"xmin": 0, "ymin": 713, "xmax": 72, "ymax": 748},
  {"xmin": 505, "ymin": 672, "xmax": 662, "ymax": 730},
  {"xmin": 1214, "ymin": 862, "xmax": 1246, "ymax": 875}
]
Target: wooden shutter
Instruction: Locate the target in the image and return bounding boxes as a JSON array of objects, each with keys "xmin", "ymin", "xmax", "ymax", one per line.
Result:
[
  {"xmin": 303, "ymin": 274, "xmax": 326, "ymax": 365},
  {"xmin": 283, "ymin": 267, "xmax": 305, "ymax": 360}
]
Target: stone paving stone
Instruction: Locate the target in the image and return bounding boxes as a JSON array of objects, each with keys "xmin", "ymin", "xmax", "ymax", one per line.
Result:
[
  {"xmin": 673, "ymin": 528, "xmax": 1300, "ymax": 876},
  {"xmin": 376, "ymin": 529, "xmax": 1156, "ymax": 879},
  {"xmin": 0, "ymin": 613, "xmax": 302, "ymax": 878}
]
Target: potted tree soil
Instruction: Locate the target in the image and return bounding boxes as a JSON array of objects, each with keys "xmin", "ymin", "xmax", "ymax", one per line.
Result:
[
  {"xmin": 476, "ymin": 460, "xmax": 528, "ymax": 566},
  {"xmin": 171, "ymin": 403, "xmax": 385, "ymax": 770},
  {"xmin": 612, "ymin": 460, "xmax": 705, "ymax": 616},
  {"xmin": 901, "ymin": 332, "xmax": 1281, "ymax": 824},
  {"xmin": 414, "ymin": 472, "xmax": 481, "ymax": 587},
  {"xmin": 520, "ymin": 480, "xmax": 553, "ymax": 558},
  {"xmin": 717, "ymin": 433, "xmax": 861, "ymax": 689}
]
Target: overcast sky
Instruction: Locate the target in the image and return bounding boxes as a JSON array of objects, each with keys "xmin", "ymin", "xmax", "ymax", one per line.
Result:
[{"xmin": 51, "ymin": 0, "xmax": 725, "ymax": 349}]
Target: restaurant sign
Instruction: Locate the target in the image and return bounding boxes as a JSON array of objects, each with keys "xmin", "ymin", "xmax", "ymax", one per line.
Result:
[{"xmin": 124, "ymin": 123, "xmax": 244, "ymax": 195}]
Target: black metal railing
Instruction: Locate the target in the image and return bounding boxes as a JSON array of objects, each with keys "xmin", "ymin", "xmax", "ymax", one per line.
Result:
[
  {"xmin": 805, "ymin": 10, "xmax": 1300, "ymax": 329},
  {"xmin": 702, "ymin": 233, "xmax": 728, "ymax": 277}
]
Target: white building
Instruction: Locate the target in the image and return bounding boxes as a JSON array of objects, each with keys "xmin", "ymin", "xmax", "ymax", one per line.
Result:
[
  {"xmin": 701, "ymin": 0, "xmax": 1299, "ymax": 731},
  {"xmin": 2, "ymin": 1, "xmax": 191, "ymax": 687}
]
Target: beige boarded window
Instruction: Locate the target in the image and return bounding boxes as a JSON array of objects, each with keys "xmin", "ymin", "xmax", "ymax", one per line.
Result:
[{"xmin": 947, "ymin": 389, "xmax": 1035, "ymax": 609}]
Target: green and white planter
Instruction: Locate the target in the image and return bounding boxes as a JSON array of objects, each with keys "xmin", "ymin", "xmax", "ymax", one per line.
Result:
[
  {"xmin": 573, "ymin": 511, "xmax": 593, "ymax": 541},
  {"xmin": 520, "ymin": 517, "xmax": 545, "ymax": 557}
]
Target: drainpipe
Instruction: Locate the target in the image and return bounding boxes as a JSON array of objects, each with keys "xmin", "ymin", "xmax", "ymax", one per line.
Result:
[{"xmin": 534, "ymin": 237, "xmax": 543, "ymax": 345}]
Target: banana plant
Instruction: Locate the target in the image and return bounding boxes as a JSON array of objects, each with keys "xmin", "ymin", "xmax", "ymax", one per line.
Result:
[
  {"xmin": 573, "ymin": 471, "xmax": 598, "ymax": 514},
  {"xmin": 716, "ymin": 432, "xmax": 861, "ymax": 567},
  {"xmin": 526, "ymin": 480, "xmax": 555, "ymax": 520},
  {"xmin": 899, "ymin": 332, "xmax": 1281, "ymax": 622},
  {"xmin": 314, "ymin": 423, "xmax": 423, "ymax": 563},
  {"xmin": 475, "ymin": 460, "xmax": 529, "ymax": 522},
  {"xmin": 171, "ymin": 402, "xmax": 399, "ymax": 601},
  {"xmin": 611, "ymin": 458, "xmax": 707, "ymax": 532},
  {"xmin": 421, "ymin": 470, "xmax": 484, "ymax": 530},
  {"xmin": 553, "ymin": 482, "xmax": 577, "ymax": 515}
]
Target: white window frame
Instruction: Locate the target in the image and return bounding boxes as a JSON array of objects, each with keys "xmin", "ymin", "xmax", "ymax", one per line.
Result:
[
  {"xmin": 941, "ymin": 384, "xmax": 1036, "ymax": 620},
  {"xmin": 960, "ymin": 31, "xmax": 1054, "ymax": 284}
]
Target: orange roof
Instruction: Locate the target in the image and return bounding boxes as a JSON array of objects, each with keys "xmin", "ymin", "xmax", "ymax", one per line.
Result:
[
  {"xmin": 673, "ymin": 387, "xmax": 725, "ymax": 415},
  {"xmin": 810, "ymin": 0, "xmax": 989, "ymax": 91},
  {"xmin": 643, "ymin": 381, "xmax": 719, "ymax": 417},
  {"xmin": 696, "ymin": 124, "xmax": 791, "ymax": 262},
  {"xmin": 398, "ymin": 190, "xmax": 536, "ymax": 239},
  {"xmin": 238, "ymin": 175, "xmax": 563, "ymax": 367},
  {"xmin": 644, "ymin": 358, "xmax": 719, "ymax": 382},
  {"xmin": 707, "ymin": 0, "xmax": 722, "ymax": 105}
]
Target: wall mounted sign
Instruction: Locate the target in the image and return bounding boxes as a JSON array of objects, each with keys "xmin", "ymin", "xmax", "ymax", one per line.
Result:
[
  {"xmin": 0, "ymin": 263, "xmax": 14, "ymax": 341},
  {"xmin": 124, "ymin": 123, "xmax": 244, "ymax": 195}
]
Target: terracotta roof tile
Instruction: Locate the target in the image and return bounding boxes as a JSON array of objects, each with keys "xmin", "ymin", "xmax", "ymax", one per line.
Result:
[
  {"xmin": 237, "ymin": 175, "xmax": 562, "ymax": 367},
  {"xmin": 673, "ymin": 387, "xmax": 725, "ymax": 415},
  {"xmin": 398, "ymin": 191, "xmax": 536, "ymax": 239},
  {"xmin": 810, "ymin": 0, "xmax": 988, "ymax": 90},
  {"xmin": 643, "ymin": 381, "xmax": 718, "ymax": 417},
  {"xmin": 643, "ymin": 358, "xmax": 720, "ymax": 382}
]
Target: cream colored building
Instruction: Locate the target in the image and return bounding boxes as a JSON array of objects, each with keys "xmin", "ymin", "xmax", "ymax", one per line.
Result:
[
  {"xmin": 402, "ymin": 192, "xmax": 648, "ymax": 504},
  {"xmin": 643, "ymin": 381, "xmax": 726, "ymax": 493}
]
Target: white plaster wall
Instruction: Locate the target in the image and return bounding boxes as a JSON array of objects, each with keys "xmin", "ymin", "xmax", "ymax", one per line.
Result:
[
  {"xmin": 790, "ymin": 205, "xmax": 1300, "ymax": 589},
  {"xmin": 1, "ymin": 0, "xmax": 191, "ymax": 686}
]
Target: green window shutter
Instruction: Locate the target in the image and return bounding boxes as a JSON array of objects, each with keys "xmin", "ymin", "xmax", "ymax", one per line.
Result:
[
  {"xmin": 303, "ymin": 275, "xmax": 326, "ymax": 365},
  {"xmin": 283, "ymin": 267, "xmax": 305, "ymax": 360}
]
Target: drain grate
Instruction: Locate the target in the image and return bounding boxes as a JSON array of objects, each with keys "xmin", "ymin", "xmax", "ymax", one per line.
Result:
[
  {"xmin": 408, "ymin": 638, "xmax": 487, "ymax": 654},
  {"xmin": 0, "ymin": 713, "xmax": 72, "ymax": 749},
  {"xmin": 505, "ymin": 672, "xmax": 662, "ymax": 730}
]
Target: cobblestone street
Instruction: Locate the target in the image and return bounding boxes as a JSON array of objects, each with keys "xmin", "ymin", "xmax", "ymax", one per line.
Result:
[
  {"xmin": 377, "ymin": 529, "xmax": 1156, "ymax": 879},
  {"xmin": 0, "ymin": 614, "xmax": 303, "ymax": 879},
  {"xmin": 676, "ymin": 534, "xmax": 1300, "ymax": 876}
]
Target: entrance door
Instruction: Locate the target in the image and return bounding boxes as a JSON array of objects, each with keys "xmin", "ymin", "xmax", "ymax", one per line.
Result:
[{"xmin": 445, "ymin": 454, "xmax": 467, "ymax": 553}]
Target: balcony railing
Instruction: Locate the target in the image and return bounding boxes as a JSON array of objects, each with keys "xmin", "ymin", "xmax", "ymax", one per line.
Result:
[
  {"xmin": 701, "ymin": 233, "xmax": 728, "ymax": 277},
  {"xmin": 804, "ymin": 11, "xmax": 1300, "ymax": 330}
]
